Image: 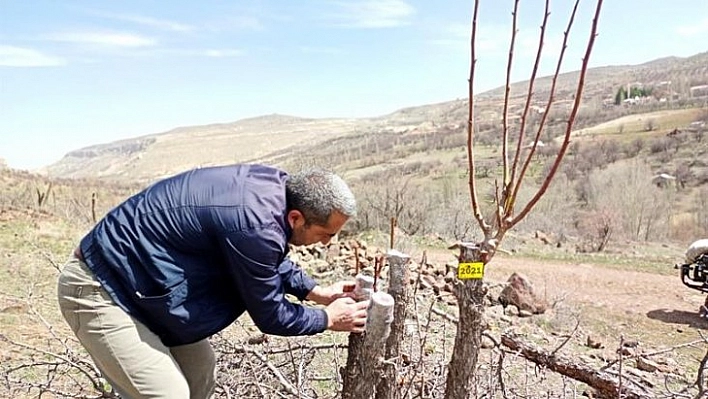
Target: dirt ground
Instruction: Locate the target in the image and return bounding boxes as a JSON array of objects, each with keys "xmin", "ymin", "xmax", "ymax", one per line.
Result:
[
  {"xmin": 466, "ymin": 253, "xmax": 708, "ymax": 353},
  {"xmin": 488, "ymin": 255, "xmax": 705, "ymax": 318}
]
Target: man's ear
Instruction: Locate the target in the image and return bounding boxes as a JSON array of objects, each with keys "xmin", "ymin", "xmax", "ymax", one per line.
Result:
[{"xmin": 287, "ymin": 210, "xmax": 305, "ymax": 228}]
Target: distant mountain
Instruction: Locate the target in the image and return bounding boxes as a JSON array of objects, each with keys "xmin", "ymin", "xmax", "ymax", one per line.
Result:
[
  {"xmin": 45, "ymin": 114, "xmax": 365, "ymax": 181},
  {"xmin": 44, "ymin": 51, "xmax": 708, "ymax": 182}
]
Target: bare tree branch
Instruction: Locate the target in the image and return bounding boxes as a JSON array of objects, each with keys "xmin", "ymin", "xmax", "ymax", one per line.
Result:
[
  {"xmin": 508, "ymin": 0, "xmax": 551, "ymax": 207},
  {"xmin": 466, "ymin": 0, "xmax": 490, "ymax": 235},
  {"xmin": 510, "ymin": 0, "xmax": 603, "ymax": 227},
  {"xmin": 501, "ymin": 0, "xmax": 521, "ymax": 197}
]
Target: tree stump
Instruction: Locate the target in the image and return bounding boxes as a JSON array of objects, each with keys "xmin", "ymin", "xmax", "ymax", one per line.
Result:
[
  {"xmin": 444, "ymin": 242, "xmax": 489, "ymax": 399},
  {"xmin": 341, "ymin": 290, "xmax": 395, "ymax": 399}
]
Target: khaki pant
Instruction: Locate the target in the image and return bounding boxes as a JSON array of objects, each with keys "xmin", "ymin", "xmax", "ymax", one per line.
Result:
[{"xmin": 57, "ymin": 255, "xmax": 216, "ymax": 399}]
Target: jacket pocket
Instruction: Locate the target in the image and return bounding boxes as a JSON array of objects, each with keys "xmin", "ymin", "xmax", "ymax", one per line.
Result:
[{"xmin": 132, "ymin": 279, "xmax": 190, "ymax": 340}]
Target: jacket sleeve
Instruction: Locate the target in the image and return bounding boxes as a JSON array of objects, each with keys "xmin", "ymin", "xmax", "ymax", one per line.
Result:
[
  {"xmin": 219, "ymin": 226, "xmax": 328, "ymax": 336},
  {"xmin": 277, "ymin": 258, "xmax": 318, "ymax": 301}
]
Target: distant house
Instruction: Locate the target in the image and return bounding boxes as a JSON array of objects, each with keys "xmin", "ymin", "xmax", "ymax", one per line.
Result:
[
  {"xmin": 652, "ymin": 173, "xmax": 676, "ymax": 188},
  {"xmin": 529, "ymin": 105, "xmax": 546, "ymax": 114},
  {"xmin": 690, "ymin": 84, "xmax": 708, "ymax": 98},
  {"xmin": 688, "ymin": 121, "xmax": 706, "ymax": 132},
  {"xmin": 623, "ymin": 96, "xmax": 640, "ymax": 105}
]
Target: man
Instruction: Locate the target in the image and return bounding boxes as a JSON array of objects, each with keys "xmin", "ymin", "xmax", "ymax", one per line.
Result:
[{"xmin": 57, "ymin": 164, "xmax": 368, "ymax": 399}]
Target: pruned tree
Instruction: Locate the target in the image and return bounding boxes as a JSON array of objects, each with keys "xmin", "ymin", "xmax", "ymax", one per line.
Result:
[{"xmin": 445, "ymin": 0, "xmax": 604, "ymax": 398}]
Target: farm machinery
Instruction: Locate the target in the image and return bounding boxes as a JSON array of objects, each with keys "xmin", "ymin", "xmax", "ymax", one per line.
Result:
[{"xmin": 678, "ymin": 239, "xmax": 708, "ymax": 316}]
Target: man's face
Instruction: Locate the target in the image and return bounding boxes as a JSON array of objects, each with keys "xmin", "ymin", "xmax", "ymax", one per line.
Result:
[{"xmin": 287, "ymin": 210, "xmax": 348, "ymax": 246}]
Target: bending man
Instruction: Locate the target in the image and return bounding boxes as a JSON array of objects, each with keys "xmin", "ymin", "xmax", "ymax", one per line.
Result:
[{"xmin": 57, "ymin": 164, "xmax": 367, "ymax": 398}]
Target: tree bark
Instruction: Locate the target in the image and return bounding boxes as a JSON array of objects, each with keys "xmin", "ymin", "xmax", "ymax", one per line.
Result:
[
  {"xmin": 444, "ymin": 243, "xmax": 489, "ymax": 399},
  {"xmin": 341, "ymin": 289, "xmax": 395, "ymax": 399},
  {"xmin": 375, "ymin": 250, "xmax": 410, "ymax": 399},
  {"xmin": 501, "ymin": 332, "xmax": 653, "ymax": 399}
]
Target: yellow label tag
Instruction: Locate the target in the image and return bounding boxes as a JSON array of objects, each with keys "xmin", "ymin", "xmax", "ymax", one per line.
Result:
[{"xmin": 457, "ymin": 262, "xmax": 485, "ymax": 279}]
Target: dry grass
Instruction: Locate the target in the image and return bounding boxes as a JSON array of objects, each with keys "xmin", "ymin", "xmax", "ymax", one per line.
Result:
[{"xmin": 571, "ymin": 108, "xmax": 704, "ymax": 141}]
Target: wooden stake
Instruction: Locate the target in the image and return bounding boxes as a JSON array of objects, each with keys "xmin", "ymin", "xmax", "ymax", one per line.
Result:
[{"xmin": 389, "ymin": 217, "xmax": 396, "ymax": 249}]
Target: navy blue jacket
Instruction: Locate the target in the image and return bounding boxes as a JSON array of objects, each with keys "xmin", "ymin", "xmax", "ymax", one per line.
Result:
[{"xmin": 79, "ymin": 164, "xmax": 328, "ymax": 346}]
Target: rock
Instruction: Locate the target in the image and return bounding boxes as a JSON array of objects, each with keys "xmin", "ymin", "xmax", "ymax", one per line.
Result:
[
  {"xmin": 535, "ymin": 230, "xmax": 552, "ymax": 245},
  {"xmin": 636, "ymin": 357, "xmax": 659, "ymax": 373},
  {"xmin": 586, "ymin": 335, "xmax": 604, "ymax": 349},
  {"xmin": 421, "ymin": 275, "xmax": 436, "ymax": 289},
  {"xmin": 498, "ymin": 272, "xmax": 548, "ymax": 314},
  {"xmin": 579, "ymin": 355, "xmax": 595, "ymax": 364},
  {"xmin": 481, "ymin": 335, "xmax": 496, "ymax": 348},
  {"xmin": 432, "ymin": 278, "xmax": 447, "ymax": 294},
  {"xmin": 247, "ymin": 334, "xmax": 268, "ymax": 345},
  {"xmin": 311, "ymin": 259, "xmax": 330, "ymax": 272},
  {"xmin": 616, "ymin": 347, "xmax": 634, "ymax": 356},
  {"xmin": 504, "ymin": 306, "xmax": 519, "ymax": 316}
]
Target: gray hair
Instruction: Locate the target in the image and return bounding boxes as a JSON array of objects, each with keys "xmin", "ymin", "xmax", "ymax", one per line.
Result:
[{"xmin": 286, "ymin": 168, "xmax": 357, "ymax": 226}]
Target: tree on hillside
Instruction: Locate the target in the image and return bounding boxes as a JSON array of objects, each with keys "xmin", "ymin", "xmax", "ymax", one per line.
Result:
[
  {"xmin": 445, "ymin": 0, "xmax": 605, "ymax": 398},
  {"xmin": 615, "ymin": 85, "xmax": 653, "ymax": 104},
  {"xmin": 615, "ymin": 86, "xmax": 627, "ymax": 105}
]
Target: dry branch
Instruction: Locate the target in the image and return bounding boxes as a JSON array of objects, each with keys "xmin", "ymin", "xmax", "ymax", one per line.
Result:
[{"xmin": 501, "ymin": 332, "xmax": 653, "ymax": 399}]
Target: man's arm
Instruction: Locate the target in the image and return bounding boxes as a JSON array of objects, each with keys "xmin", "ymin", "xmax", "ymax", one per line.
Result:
[
  {"xmin": 277, "ymin": 258, "xmax": 318, "ymax": 301},
  {"xmin": 278, "ymin": 259, "xmax": 356, "ymax": 305},
  {"xmin": 220, "ymin": 227, "xmax": 328, "ymax": 336}
]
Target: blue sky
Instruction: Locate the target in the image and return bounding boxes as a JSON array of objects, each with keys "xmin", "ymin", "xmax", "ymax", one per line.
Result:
[{"xmin": 1, "ymin": 1, "xmax": 707, "ymax": 170}]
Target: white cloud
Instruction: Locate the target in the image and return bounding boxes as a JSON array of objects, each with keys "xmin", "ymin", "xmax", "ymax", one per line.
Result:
[
  {"xmin": 160, "ymin": 48, "xmax": 243, "ymax": 57},
  {"xmin": 94, "ymin": 12, "xmax": 195, "ymax": 32},
  {"xmin": 677, "ymin": 18, "xmax": 708, "ymax": 37},
  {"xmin": 432, "ymin": 22, "xmax": 565, "ymax": 62},
  {"xmin": 0, "ymin": 45, "xmax": 66, "ymax": 67},
  {"xmin": 329, "ymin": 0, "xmax": 415, "ymax": 28},
  {"xmin": 47, "ymin": 32, "xmax": 157, "ymax": 47},
  {"xmin": 431, "ymin": 23, "xmax": 504, "ymax": 53},
  {"xmin": 206, "ymin": 16, "xmax": 264, "ymax": 32}
]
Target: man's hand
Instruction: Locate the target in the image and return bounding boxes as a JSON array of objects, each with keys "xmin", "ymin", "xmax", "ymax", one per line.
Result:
[
  {"xmin": 306, "ymin": 281, "xmax": 356, "ymax": 305},
  {"xmin": 324, "ymin": 297, "xmax": 369, "ymax": 333}
]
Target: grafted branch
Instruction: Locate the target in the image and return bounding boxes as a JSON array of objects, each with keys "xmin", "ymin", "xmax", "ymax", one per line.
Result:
[
  {"xmin": 501, "ymin": 0, "xmax": 520, "ymax": 206},
  {"xmin": 466, "ymin": 0, "xmax": 489, "ymax": 235},
  {"xmin": 454, "ymin": 0, "xmax": 605, "ymax": 398},
  {"xmin": 508, "ymin": 0, "xmax": 551, "ymax": 205},
  {"xmin": 510, "ymin": 0, "xmax": 603, "ymax": 227}
]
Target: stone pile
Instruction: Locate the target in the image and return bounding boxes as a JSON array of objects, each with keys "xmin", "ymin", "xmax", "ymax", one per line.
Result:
[
  {"xmin": 288, "ymin": 238, "xmax": 546, "ymax": 315},
  {"xmin": 288, "ymin": 239, "xmax": 460, "ymax": 305},
  {"xmin": 287, "ymin": 239, "xmax": 384, "ymax": 279}
]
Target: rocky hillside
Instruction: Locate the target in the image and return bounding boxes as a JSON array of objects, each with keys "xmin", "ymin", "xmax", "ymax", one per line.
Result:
[
  {"xmin": 45, "ymin": 115, "xmax": 365, "ymax": 182},
  {"xmin": 43, "ymin": 52, "xmax": 708, "ymax": 182}
]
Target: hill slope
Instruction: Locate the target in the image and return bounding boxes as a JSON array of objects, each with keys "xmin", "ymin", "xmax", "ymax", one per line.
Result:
[{"xmin": 43, "ymin": 52, "xmax": 708, "ymax": 182}]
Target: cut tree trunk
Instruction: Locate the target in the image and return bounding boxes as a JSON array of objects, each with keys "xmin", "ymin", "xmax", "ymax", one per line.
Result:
[
  {"xmin": 341, "ymin": 289, "xmax": 395, "ymax": 399},
  {"xmin": 375, "ymin": 250, "xmax": 410, "ymax": 399},
  {"xmin": 444, "ymin": 242, "xmax": 489, "ymax": 399}
]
